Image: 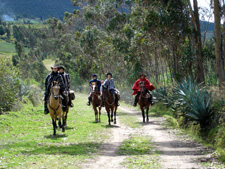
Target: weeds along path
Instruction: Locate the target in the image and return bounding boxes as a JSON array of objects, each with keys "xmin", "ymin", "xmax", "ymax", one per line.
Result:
[{"xmin": 119, "ymin": 107, "xmax": 205, "ymax": 169}]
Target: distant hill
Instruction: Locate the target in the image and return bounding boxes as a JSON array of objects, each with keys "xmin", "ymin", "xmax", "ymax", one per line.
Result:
[
  {"xmin": 0, "ymin": 0, "xmax": 215, "ymax": 38},
  {"xmin": 0, "ymin": 0, "xmax": 76, "ymax": 20}
]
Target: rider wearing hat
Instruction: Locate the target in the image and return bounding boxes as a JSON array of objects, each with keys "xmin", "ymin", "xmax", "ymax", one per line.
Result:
[
  {"xmin": 102, "ymin": 72, "xmax": 120, "ymax": 106},
  {"xmin": 132, "ymin": 73, "xmax": 155, "ymax": 107},
  {"xmin": 58, "ymin": 66, "xmax": 73, "ymax": 108},
  {"xmin": 44, "ymin": 64, "xmax": 65, "ymax": 114},
  {"xmin": 86, "ymin": 74, "xmax": 102, "ymax": 106}
]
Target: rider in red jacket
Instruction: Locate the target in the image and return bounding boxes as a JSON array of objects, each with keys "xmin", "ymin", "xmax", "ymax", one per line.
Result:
[{"xmin": 132, "ymin": 73, "xmax": 155, "ymax": 107}]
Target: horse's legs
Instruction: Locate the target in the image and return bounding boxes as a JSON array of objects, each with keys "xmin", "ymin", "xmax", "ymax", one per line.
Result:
[
  {"xmin": 52, "ymin": 118, "xmax": 56, "ymax": 136},
  {"xmin": 93, "ymin": 106, "xmax": 98, "ymax": 123},
  {"xmin": 114, "ymin": 106, "xmax": 117, "ymax": 124},
  {"xmin": 110, "ymin": 107, "xmax": 113, "ymax": 122},
  {"xmin": 141, "ymin": 107, "xmax": 145, "ymax": 123},
  {"xmin": 146, "ymin": 108, "xmax": 149, "ymax": 123},
  {"xmin": 98, "ymin": 106, "xmax": 101, "ymax": 122},
  {"xmin": 60, "ymin": 112, "xmax": 65, "ymax": 132},
  {"xmin": 58, "ymin": 113, "xmax": 62, "ymax": 128},
  {"xmin": 106, "ymin": 108, "xmax": 111, "ymax": 125},
  {"xmin": 64, "ymin": 111, "xmax": 68, "ymax": 128}
]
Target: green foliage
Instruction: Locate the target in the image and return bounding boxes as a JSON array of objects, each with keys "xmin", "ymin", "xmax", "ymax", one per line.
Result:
[
  {"xmin": 0, "ymin": 57, "xmax": 20, "ymax": 111},
  {"xmin": 153, "ymin": 79, "xmax": 215, "ymax": 130}
]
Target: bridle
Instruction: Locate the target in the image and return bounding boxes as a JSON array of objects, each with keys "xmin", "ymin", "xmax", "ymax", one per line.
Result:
[
  {"xmin": 91, "ymin": 83, "xmax": 99, "ymax": 97},
  {"xmin": 49, "ymin": 82, "xmax": 61, "ymax": 114}
]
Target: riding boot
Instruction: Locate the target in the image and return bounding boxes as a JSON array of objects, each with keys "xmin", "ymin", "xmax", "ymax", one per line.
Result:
[
  {"xmin": 44, "ymin": 100, "xmax": 49, "ymax": 114},
  {"xmin": 133, "ymin": 93, "xmax": 139, "ymax": 107},
  {"xmin": 86, "ymin": 96, "xmax": 91, "ymax": 106},
  {"xmin": 149, "ymin": 94, "xmax": 154, "ymax": 105},
  {"xmin": 115, "ymin": 94, "xmax": 120, "ymax": 106}
]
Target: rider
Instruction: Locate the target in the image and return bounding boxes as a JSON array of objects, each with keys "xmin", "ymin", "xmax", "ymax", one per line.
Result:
[
  {"xmin": 86, "ymin": 74, "xmax": 102, "ymax": 106},
  {"xmin": 132, "ymin": 73, "xmax": 155, "ymax": 107},
  {"xmin": 58, "ymin": 66, "xmax": 73, "ymax": 108},
  {"xmin": 44, "ymin": 64, "xmax": 65, "ymax": 114},
  {"xmin": 102, "ymin": 72, "xmax": 120, "ymax": 106}
]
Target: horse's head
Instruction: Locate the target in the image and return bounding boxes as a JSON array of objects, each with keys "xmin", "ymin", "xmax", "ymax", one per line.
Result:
[
  {"xmin": 139, "ymin": 81, "xmax": 146, "ymax": 93},
  {"xmin": 102, "ymin": 85, "xmax": 109, "ymax": 97},
  {"xmin": 51, "ymin": 81, "xmax": 60, "ymax": 100},
  {"xmin": 91, "ymin": 82, "xmax": 98, "ymax": 94}
]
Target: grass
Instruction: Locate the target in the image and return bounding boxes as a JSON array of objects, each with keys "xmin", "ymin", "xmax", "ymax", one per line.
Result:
[
  {"xmin": 0, "ymin": 39, "xmax": 16, "ymax": 55},
  {"xmin": 0, "ymin": 39, "xmax": 30, "ymax": 57},
  {"xmin": 0, "ymin": 93, "xmax": 109, "ymax": 168},
  {"xmin": 42, "ymin": 59, "xmax": 56, "ymax": 71},
  {"xmin": 119, "ymin": 134, "xmax": 161, "ymax": 169}
]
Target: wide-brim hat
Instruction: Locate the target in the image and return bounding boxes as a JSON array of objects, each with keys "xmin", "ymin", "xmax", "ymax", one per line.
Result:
[
  {"xmin": 58, "ymin": 66, "xmax": 65, "ymax": 70},
  {"xmin": 139, "ymin": 73, "xmax": 146, "ymax": 77},
  {"xmin": 51, "ymin": 64, "xmax": 58, "ymax": 69}
]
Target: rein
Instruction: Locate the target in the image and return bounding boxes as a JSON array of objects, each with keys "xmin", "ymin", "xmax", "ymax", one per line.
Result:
[
  {"xmin": 49, "ymin": 91, "xmax": 61, "ymax": 115},
  {"xmin": 104, "ymin": 91, "xmax": 115, "ymax": 106}
]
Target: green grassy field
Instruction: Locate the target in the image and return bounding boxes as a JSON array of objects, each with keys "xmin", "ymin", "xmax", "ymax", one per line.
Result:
[
  {"xmin": 0, "ymin": 39, "xmax": 29, "ymax": 57},
  {"xmin": 0, "ymin": 93, "xmax": 109, "ymax": 169},
  {"xmin": 0, "ymin": 39, "xmax": 16, "ymax": 56}
]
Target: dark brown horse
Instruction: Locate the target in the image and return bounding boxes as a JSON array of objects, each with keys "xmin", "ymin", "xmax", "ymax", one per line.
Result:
[
  {"xmin": 138, "ymin": 82, "xmax": 151, "ymax": 123},
  {"xmin": 91, "ymin": 82, "xmax": 102, "ymax": 122},
  {"xmin": 102, "ymin": 86, "xmax": 118, "ymax": 125},
  {"xmin": 47, "ymin": 81, "xmax": 65, "ymax": 136}
]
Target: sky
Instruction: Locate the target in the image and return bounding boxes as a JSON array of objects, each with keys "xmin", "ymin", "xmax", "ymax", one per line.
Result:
[{"xmin": 191, "ymin": 0, "xmax": 214, "ymax": 22}]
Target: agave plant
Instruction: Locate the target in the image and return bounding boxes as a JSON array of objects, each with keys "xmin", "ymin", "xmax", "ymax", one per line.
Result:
[{"xmin": 173, "ymin": 79, "xmax": 215, "ymax": 130}]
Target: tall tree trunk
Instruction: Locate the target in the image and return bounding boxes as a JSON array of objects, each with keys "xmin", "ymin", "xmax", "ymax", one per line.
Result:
[
  {"xmin": 215, "ymin": 0, "xmax": 225, "ymax": 89},
  {"xmin": 155, "ymin": 47, "xmax": 159, "ymax": 83},
  {"xmin": 193, "ymin": 0, "xmax": 205, "ymax": 83}
]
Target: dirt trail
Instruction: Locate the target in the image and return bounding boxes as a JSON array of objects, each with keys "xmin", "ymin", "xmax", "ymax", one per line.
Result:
[
  {"xmin": 119, "ymin": 107, "xmax": 205, "ymax": 169},
  {"xmin": 82, "ymin": 106, "xmax": 206, "ymax": 169},
  {"xmin": 81, "ymin": 113, "xmax": 135, "ymax": 169}
]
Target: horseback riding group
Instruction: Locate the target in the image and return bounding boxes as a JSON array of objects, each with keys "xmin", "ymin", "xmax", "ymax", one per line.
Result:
[{"xmin": 44, "ymin": 64, "xmax": 155, "ymax": 136}]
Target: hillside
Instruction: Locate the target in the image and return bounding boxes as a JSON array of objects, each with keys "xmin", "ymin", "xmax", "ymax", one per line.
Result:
[{"xmin": 0, "ymin": 0, "xmax": 76, "ymax": 20}]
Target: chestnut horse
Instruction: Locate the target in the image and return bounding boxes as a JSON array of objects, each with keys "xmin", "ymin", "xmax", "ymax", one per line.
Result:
[
  {"xmin": 47, "ymin": 81, "xmax": 65, "ymax": 136},
  {"xmin": 91, "ymin": 82, "xmax": 102, "ymax": 122},
  {"xmin": 102, "ymin": 86, "xmax": 118, "ymax": 125},
  {"xmin": 138, "ymin": 82, "xmax": 151, "ymax": 123}
]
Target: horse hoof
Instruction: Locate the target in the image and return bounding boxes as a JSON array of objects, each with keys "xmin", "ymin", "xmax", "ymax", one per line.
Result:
[
  {"xmin": 111, "ymin": 119, "xmax": 113, "ymax": 122},
  {"xmin": 95, "ymin": 120, "xmax": 98, "ymax": 123},
  {"xmin": 114, "ymin": 121, "xmax": 116, "ymax": 124},
  {"xmin": 62, "ymin": 128, "xmax": 65, "ymax": 132},
  {"xmin": 52, "ymin": 135, "xmax": 56, "ymax": 137}
]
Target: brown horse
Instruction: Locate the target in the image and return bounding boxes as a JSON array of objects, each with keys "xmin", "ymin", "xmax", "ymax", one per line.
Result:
[
  {"xmin": 138, "ymin": 82, "xmax": 151, "ymax": 123},
  {"xmin": 47, "ymin": 81, "xmax": 65, "ymax": 136},
  {"xmin": 90, "ymin": 82, "xmax": 102, "ymax": 122},
  {"xmin": 102, "ymin": 86, "xmax": 118, "ymax": 125}
]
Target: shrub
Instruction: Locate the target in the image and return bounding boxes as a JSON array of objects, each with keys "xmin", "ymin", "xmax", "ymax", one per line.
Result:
[{"xmin": 0, "ymin": 57, "xmax": 20, "ymax": 111}]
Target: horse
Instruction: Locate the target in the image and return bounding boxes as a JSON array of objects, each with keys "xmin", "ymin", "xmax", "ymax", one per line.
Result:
[
  {"xmin": 90, "ymin": 82, "xmax": 102, "ymax": 122},
  {"xmin": 138, "ymin": 82, "xmax": 151, "ymax": 123},
  {"xmin": 102, "ymin": 86, "xmax": 118, "ymax": 125},
  {"xmin": 62, "ymin": 91, "xmax": 69, "ymax": 128},
  {"xmin": 47, "ymin": 81, "xmax": 65, "ymax": 136}
]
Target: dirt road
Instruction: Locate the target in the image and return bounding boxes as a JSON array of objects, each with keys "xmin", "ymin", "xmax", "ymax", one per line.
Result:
[{"xmin": 82, "ymin": 106, "xmax": 207, "ymax": 169}]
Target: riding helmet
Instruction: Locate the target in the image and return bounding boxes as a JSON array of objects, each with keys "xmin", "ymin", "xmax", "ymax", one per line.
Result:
[
  {"xmin": 106, "ymin": 72, "xmax": 112, "ymax": 77},
  {"xmin": 92, "ymin": 74, "xmax": 98, "ymax": 78},
  {"xmin": 58, "ymin": 66, "xmax": 65, "ymax": 70}
]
